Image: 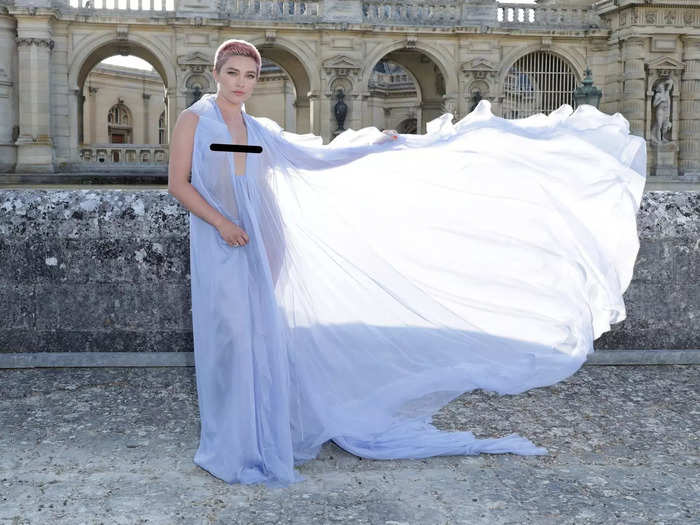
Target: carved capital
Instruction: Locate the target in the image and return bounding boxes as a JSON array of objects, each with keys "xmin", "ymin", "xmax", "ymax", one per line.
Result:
[{"xmin": 15, "ymin": 37, "xmax": 54, "ymax": 50}]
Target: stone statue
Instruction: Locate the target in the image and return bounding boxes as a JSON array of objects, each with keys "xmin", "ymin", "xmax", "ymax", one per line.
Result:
[
  {"xmin": 192, "ymin": 85, "xmax": 202, "ymax": 105},
  {"xmin": 471, "ymin": 90, "xmax": 483, "ymax": 113},
  {"xmin": 651, "ymin": 77, "xmax": 673, "ymax": 145},
  {"xmin": 333, "ymin": 89, "xmax": 347, "ymax": 131}
]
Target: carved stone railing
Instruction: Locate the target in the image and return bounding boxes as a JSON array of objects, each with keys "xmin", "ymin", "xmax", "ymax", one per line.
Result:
[
  {"xmin": 79, "ymin": 144, "xmax": 169, "ymax": 164},
  {"xmin": 51, "ymin": 0, "xmax": 602, "ymax": 30},
  {"xmin": 222, "ymin": 0, "xmax": 320, "ymax": 19},
  {"xmin": 362, "ymin": 1, "xmax": 460, "ymax": 26},
  {"xmin": 497, "ymin": 3, "xmax": 603, "ymax": 29},
  {"xmin": 66, "ymin": 0, "xmax": 174, "ymax": 11}
]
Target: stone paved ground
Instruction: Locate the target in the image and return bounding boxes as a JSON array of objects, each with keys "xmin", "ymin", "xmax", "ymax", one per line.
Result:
[{"xmin": 0, "ymin": 365, "xmax": 697, "ymax": 525}]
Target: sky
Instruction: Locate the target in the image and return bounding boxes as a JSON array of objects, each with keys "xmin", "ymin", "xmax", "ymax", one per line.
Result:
[{"xmin": 101, "ymin": 55, "xmax": 155, "ymax": 71}]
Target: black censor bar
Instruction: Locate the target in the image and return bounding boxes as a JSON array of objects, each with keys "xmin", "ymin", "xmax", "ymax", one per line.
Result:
[{"xmin": 210, "ymin": 144, "xmax": 263, "ymax": 153}]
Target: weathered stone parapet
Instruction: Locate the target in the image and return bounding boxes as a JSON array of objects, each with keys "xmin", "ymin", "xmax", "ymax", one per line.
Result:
[
  {"xmin": 0, "ymin": 189, "xmax": 697, "ymax": 354},
  {"xmin": 596, "ymin": 191, "xmax": 700, "ymax": 349}
]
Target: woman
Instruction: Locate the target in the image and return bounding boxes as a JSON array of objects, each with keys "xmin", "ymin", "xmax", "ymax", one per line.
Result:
[{"xmin": 168, "ymin": 39, "xmax": 647, "ymax": 487}]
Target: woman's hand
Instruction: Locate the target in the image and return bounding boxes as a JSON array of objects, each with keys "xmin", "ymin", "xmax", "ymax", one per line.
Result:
[
  {"xmin": 374, "ymin": 129, "xmax": 398, "ymax": 145},
  {"xmin": 216, "ymin": 218, "xmax": 249, "ymax": 247}
]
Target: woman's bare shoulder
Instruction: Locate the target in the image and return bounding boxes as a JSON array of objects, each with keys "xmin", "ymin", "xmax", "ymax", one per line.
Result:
[{"xmin": 177, "ymin": 109, "xmax": 200, "ymax": 126}]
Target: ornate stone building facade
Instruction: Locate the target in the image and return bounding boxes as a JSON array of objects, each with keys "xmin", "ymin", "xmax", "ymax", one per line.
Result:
[
  {"xmin": 80, "ymin": 63, "xmax": 166, "ymax": 161},
  {"xmin": 0, "ymin": 0, "xmax": 698, "ymax": 189}
]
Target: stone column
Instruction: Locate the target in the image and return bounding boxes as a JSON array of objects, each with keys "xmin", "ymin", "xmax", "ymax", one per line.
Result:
[
  {"xmin": 307, "ymin": 90, "xmax": 321, "ymax": 139},
  {"xmin": 621, "ymin": 37, "xmax": 647, "ymax": 137},
  {"xmin": 680, "ymin": 36, "xmax": 700, "ymax": 175},
  {"xmin": 143, "ymin": 93, "xmax": 151, "ymax": 144},
  {"xmin": 166, "ymin": 86, "xmax": 180, "ymax": 146},
  {"xmin": 14, "ymin": 14, "xmax": 55, "ymax": 172},
  {"xmin": 88, "ymin": 86, "xmax": 97, "ymax": 144},
  {"xmin": 0, "ymin": 14, "xmax": 17, "ymax": 172},
  {"xmin": 294, "ymin": 95, "xmax": 310, "ymax": 134}
]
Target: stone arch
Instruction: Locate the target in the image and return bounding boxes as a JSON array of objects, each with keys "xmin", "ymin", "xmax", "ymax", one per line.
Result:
[
  {"xmin": 361, "ymin": 39, "xmax": 458, "ymax": 98},
  {"xmin": 66, "ymin": 32, "xmax": 177, "ymax": 161},
  {"xmin": 246, "ymin": 36, "xmax": 318, "ymax": 133},
  {"xmin": 361, "ymin": 39, "xmax": 458, "ymax": 133},
  {"xmin": 68, "ymin": 33, "xmax": 175, "ymax": 92}
]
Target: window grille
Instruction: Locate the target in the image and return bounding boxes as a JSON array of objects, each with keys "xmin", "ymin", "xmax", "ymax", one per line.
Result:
[{"xmin": 502, "ymin": 51, "xmax": 577, "ymax": 119}]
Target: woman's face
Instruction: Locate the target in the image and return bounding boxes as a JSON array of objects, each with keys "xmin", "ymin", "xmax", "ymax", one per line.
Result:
[{"xmin": 213, "ymin": 54, "xmax": 258, "ymax": 106}]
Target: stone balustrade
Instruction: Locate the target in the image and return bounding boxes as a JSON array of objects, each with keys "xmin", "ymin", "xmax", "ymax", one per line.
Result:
[
  {"xmin": 362, "ymin": 1, "xmax": 460, "ymax": 26},
  {"xmin": 497, "ymin": 3, "xmax": 601, "ymax": 29},
  {"xmin": 225, "ymin": 0, "xmax": 320, "ymax": 20},
  {"xmin": 79, "ymin": 144, "xmax": 168, "ymax": 164},
  {"xmin": 67, "ymin": 0, "xmax": 174, "ymax": 12},
  {"xmin": 52, "ymin": 0, "xmax": 602, "ymax": 30}
]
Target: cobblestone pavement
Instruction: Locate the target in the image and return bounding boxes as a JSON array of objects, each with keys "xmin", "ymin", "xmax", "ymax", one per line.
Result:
[{"xmin": 0, "ymin": 365, "xmax": 697, "ymax": 525}]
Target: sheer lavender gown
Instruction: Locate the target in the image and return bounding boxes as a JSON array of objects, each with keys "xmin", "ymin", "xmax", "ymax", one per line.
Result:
[{"xmin": 186, "ymin": 93, "xmax": 646, "ymax": 487}]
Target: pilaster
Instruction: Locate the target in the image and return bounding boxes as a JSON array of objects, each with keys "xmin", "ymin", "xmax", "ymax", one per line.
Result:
[
  {"xmin": 0, "ymin": 14, "xmax": 17, "ymax": 172},
  {"xmin": 680, "ymin": 36, "xmax": 700, "ymax": 175},
  {"xmin": 621, "ymin": 36, "xmax": 647, "ymax": 137},
  {"xmin": 14, "ymin": 13, "xmax": 55, "ymax": 172}
]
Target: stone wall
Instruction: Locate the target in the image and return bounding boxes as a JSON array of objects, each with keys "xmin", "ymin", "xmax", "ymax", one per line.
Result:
[{"xmin": 0, "ymin": 190, "xmax": 697, "ymax": 354}]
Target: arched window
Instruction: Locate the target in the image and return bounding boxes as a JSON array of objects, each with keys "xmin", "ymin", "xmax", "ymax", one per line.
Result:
[
  {"xmin": 108, "ymin": 103, "xmax": 130, "ymax": 126},
  {"xmin": 158, "ymin": 110, "xmax": 166, "ymax": 145},
  {"xmin": 107, "ymin": 101, "xmax": 132, "ymax": 144},
  {"xmin": 502, "ymin": 51, "xmax": 578, "ymax": 119}
]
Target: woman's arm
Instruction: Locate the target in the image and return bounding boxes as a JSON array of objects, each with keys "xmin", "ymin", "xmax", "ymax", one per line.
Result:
[
  {"xmin": 167, "ymin": 110, "xmax": 228, "ymax": 230},
  {"xmin": 168, "ymin": 110, "xmax": 249, "ymax": 246}
]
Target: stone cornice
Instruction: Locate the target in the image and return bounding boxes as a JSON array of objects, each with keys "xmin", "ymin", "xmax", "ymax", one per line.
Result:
[{"xmin": 7, "ymin": 7, "xmax": 59, "ymax": 19}]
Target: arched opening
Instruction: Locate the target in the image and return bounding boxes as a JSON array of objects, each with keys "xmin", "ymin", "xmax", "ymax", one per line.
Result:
[
  {"xmin": 368, "ymin": 59, "xmax": 421, "ymax": 135},
  {"xmin": 251, "ymin": 45, "xmax": 313, "ymax": 133},
  {"xmin": 502, "ymin": 51, "xmax": 579, "ymax": 119},
  {"xmin": 368, "ymin": 48, "xmax": 447, "ymax": 134},
  {"xmin": 78, "ymin": 51, "xmax": 168, "ymax": 165},
  {"xmin": 397, "ymin": 118, "xmax": 417, "ymax": 134}
]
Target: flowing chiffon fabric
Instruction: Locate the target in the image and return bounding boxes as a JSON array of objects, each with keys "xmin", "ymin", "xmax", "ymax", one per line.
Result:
[{"xmin": 187, "ymin": 93, "xmax": 646, "ymax": 487}]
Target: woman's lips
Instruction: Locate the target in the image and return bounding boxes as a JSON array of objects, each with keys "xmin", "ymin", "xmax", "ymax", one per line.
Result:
[{"xmin": 234, "ymin": 91, "xmax": 244, "ymax": 95}]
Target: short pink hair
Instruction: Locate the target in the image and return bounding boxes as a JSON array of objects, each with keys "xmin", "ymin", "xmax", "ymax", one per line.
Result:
[{"xmin": 214, "ymin": 39, "xmax": 262, "ymax": 78}]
